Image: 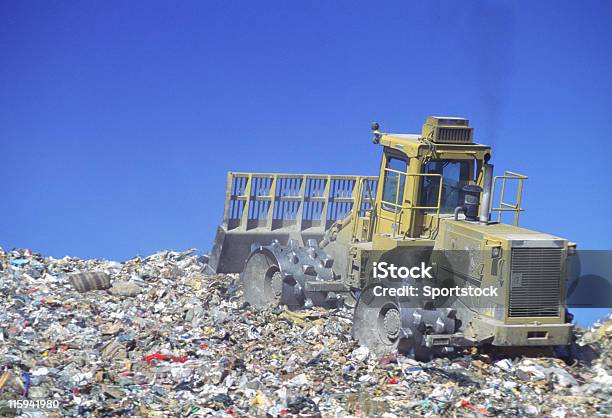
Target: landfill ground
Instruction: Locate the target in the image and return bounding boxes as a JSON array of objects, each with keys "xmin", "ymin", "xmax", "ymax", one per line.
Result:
[{"xmin": 0, "ymin": 248, "xmax": 610, "ymax": 417}]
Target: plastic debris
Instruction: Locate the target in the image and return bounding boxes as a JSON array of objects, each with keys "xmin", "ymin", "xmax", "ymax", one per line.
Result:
[{"xmin": 494, "ymin": 358, "xmax": 513, "ymax": 372}]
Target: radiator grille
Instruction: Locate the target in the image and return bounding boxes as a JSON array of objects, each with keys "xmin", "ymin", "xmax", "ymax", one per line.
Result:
[
  {"xmin": 509, "ymin": 248, "xmax": 562, "ymax": 317},
  {"xmin": 436, "ymin": 127, "xmax": 473, "ymax": 144}
]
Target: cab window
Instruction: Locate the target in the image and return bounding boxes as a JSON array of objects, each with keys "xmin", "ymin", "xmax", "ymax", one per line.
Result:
[
  {"xmin": 420, "ymin": 160, "xmax": 472, "ymax": 213},
  {"xmin": 382, "ymin": 156, "xmax": 408, "ymax": 212}
]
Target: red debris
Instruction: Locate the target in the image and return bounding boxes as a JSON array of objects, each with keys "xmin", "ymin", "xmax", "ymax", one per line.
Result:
[
  {"xmin": 143, "ymin": 353, "xmax": 188, "ymax": 363},
  {"xmin": 459, "ymin": 399, "xmax": 488, "ymax": 414}
]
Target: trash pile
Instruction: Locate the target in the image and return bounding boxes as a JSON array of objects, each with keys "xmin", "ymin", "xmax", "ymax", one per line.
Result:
[{"xmin": 0, "ymin": 247, "xmax": 610, "ymax": 417}]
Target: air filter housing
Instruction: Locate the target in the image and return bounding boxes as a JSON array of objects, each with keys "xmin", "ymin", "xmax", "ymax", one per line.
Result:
[{"xmin": 422, "ymin": 116, "xmax": 473, "ymax": 144}]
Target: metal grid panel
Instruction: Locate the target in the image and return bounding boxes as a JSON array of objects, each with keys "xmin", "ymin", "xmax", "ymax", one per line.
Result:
[
  {"xmin": 224, "ymin": 173, "xmax": 377, "ymax": 231},
  {"xmin": 273, "ymin": 176, "xmax": 303, "ymax": 221},
  {"xmin": 248, "ymin": 176, "xmax": 272, "ymax": 221},
  {"xmin": 326, "ymin": 178, "xmax": 356, "ymax": 221},
  {"xmin": 358, "ymin": 179, "xmax": 378, "ymax": 217},
  {"xmin": 227, "ymin": 175, "xmax": 248, "ymax": 229},
  {"xmin": 303, "ymin": 177, "xmax": 327, "ymax": 222}
]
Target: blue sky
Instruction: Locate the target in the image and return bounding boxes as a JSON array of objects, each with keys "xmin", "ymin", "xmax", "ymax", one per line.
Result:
[{"xmin": 1, "ymin": 2, "xmax": 610, "ymax": 323}]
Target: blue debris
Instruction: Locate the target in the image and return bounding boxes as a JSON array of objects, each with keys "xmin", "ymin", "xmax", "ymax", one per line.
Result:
[
  {"xmin": 22, "ymin": 371, "xmax": 31, "ymax": 398},
  {"xmin": 11, "ymin": 258, "xmax": 30, "ymax": 267}
]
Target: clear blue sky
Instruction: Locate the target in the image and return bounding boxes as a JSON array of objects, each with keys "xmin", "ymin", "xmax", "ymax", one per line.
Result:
[{"xmin": 1, "ymin": 2, "xmax": 611, "ymax": 323}]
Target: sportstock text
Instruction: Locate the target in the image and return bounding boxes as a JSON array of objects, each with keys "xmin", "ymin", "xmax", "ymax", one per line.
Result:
[{"xmin": 372, "ymin": 261, "xmax": 499, "ymax": 300}]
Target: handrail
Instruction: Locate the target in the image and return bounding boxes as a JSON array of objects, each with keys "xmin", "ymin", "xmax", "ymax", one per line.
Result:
[{"xmin": 490, "ymin": 171, "xmax": 528, "ymax": 226}]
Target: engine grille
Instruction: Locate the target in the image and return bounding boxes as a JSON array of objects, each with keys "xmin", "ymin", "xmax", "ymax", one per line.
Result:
[
  {"xmin": 436, "ymin": 127, "xmax": 473, "ymax": 144},
  {"xmin": 509, "ymin": 248, "xmax": 562, "ymax": 317}
]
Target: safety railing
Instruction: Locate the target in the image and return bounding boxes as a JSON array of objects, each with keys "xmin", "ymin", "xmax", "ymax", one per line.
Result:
[
  {"xmin": 379, "ymin": 167, "xmax": 443, "ymax": 235},
  {"xmin": 223, "ymin": 172, "xmax": 378, "ymax": 232},
  {"xmin": 490, "ymin": 171, "xmax": 528, "ymax": 226}
]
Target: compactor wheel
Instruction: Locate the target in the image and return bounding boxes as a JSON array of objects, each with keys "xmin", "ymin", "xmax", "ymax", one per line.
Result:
[
  {"xmin": 352, "ymin": 285, "xmax": 438, "ymax": 361},
  {"xmin": 352, "ymin": 285, "xmax": 401, "ymax": 356},
  {"xmin": 241, "ymin": 250, "xmax": 283, "ymax": 308},
  {"xmin": 241, "ymin": 239, "xmax": 337, "ymax": 310}
]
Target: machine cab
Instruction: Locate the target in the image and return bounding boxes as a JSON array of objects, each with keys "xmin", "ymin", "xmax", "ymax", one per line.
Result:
[{"xmin": 372, "ymin": 117, "xmax": 493, "ymax": 239}]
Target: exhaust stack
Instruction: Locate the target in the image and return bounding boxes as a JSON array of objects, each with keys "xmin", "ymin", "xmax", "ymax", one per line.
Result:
[{"xmin": 479, "ymin": 163, "xmax": 493, "ymax": 223}]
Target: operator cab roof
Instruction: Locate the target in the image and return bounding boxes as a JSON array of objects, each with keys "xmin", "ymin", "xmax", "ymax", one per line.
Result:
[
  {"xmin": 378, "ymin": 132, "xmax": 491, "ymax": 158},
  {"xmin": 371, "ymin": 116, "xmax": 492, "ymax": 158}
]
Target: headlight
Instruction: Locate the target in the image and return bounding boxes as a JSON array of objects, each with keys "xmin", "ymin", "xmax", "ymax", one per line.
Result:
[{"xmin": 491, "ymin": 246, "xmax": 501, "ymax": 258}]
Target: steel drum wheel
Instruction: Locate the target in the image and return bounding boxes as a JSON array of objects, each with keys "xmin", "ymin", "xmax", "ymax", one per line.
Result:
[
  {"xmin": 352, "ymin": 285, "xmax": 401, "ymax": 356},
  {"xmin": 352, "ymin": 285, "xmax": 437, "ymax": 360},
  {"xmin": 242, "ymin": 251, "xmax": 282, "ymax": 308}
]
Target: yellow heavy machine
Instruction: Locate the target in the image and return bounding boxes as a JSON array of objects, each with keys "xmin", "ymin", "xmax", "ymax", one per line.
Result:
[{"xmin": 209, "ymin": 116, "xmax": 575, "ymax": 358}]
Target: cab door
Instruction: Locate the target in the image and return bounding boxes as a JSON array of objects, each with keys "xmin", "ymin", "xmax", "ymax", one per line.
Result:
[{"xmin": 374, "ymin": 149, "xmax": 414, "ymax": 237}]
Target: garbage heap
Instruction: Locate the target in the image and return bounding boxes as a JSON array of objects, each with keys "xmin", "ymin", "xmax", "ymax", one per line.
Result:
[{"xmin": 0, "ymin": 248, "xmax": 610, "ymax": 417}]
